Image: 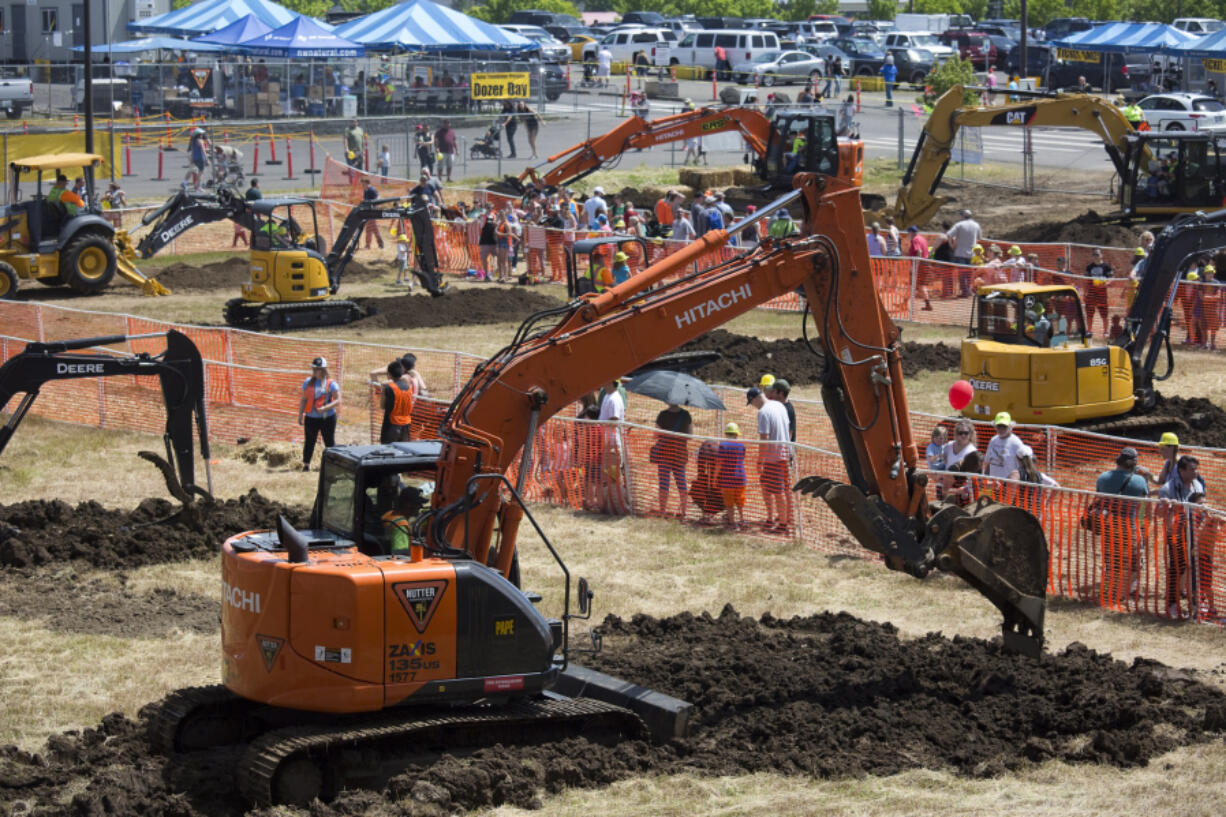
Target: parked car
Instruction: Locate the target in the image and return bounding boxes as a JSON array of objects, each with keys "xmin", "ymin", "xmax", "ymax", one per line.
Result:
[
  {"xmin": 731, "ymin": 49, "xmax": 826, "ymax": 86},
  {"xmin": 508, "ymin": 9, "xmax": 581, "ymax": 28},
  {"xmin": 984, "ymin": 34, "xmax": 1017, "ymax": 68},
  {"xmin": 1004, "ymin": 46, "xmax": 1085, "ymax": 90},
  {"xmin": 540, "ymin": 60, "xmax": 568, "ymax": 101},
  {"xmin": 1042, "ymin": 17, "xmax": 1093, "ymax": 42},
  {"xmin": 777, "ymin": 20, "xmax": 839, "ymax": 45},
  {"xmin": 500, "ymin": 25, "xmax": 571, "ymax": 62},
  {"xmin": 567, "ymin": 32, "xmax": 597, "ymax": 61},
  {"xmin": 826, "ymin": 36, "xmax": 887, "ymax": 75},
  {"xmin": 620, "ymin": 10, "xmax": 666, "ymax": 26},
  {"xmin": 0, "ymin": 75, "xmax": 33, "ymax": 119},
  {"xmin": 938, "ymin": 30, "xmax": 996, "ymax": 69},
  {"xmin": 583, "ymin": 27, "xmax": 677, "ymax": 67},
  {"xmin": 696, "ymin": 16, "xmax": 747, "ymax": 29},
  {"xmin": 664, "ymin": 29, "xmax": 783, "ymax": 75},
  {"xmin": 881, "ymin": 31, "xmax": 956, "ymax": 61},
  {"xmin": 1172, "ymin": 17, "xmax": 1224, "ymax": 34},
  {"xmin": 1136, "ymin": 93, "xmax": 1226, "ymax": 131},
  {"xmin": 886, "ymin": 47, "xmax": 938, "ymax": 85}
]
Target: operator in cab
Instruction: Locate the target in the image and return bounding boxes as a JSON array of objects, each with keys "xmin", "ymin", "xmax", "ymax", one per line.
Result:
[
  {"xmin": 382, "ymin": 485, "xmax": 428, "ymax": 556},
  {"xmin": 48, "ymin": 173, "xmax": 85, "ymax": 216}
]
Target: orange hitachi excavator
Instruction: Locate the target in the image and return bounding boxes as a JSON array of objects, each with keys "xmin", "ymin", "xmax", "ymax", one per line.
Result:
[
  {"xmin": 510, "ymin": 105, "xmax": 865, "ymax": 195},
  {"xmin": 151, "ymin": 173, "xmax": 1048, "ymax": 807}
]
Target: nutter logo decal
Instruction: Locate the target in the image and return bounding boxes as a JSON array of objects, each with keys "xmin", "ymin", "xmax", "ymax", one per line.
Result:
[{"xmin": 392, "ymin": 580, "xmax": 448, "ymax": 633}]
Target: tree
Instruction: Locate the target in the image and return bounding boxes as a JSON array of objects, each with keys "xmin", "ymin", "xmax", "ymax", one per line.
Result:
[
  {"xmin": 912, "ymin": 0, "xmax": 963, "ymax": 13},
  {"xmin": 469, "ymin": 0, "xmax": 580, "ymax": 23},
  {"xmin": 1003, "ymin": 0, "xmax": 1065, "ymax": 28},
  {"xmin": 926, "ymin": 56, "xmax": 977, "ymax": 104},
  {"xmin": 867, "ymin": 0, "xmax": 899, "ymax": 19}
]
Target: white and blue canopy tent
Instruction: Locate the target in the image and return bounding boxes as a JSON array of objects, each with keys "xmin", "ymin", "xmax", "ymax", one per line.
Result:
[
  {"xmin": 70, "ymin": 36, "xmax": 228, "ymax": 54},
  {"xmin": 128, "ymin": 0, "xmax": 299, "ymax": 37},
  {"xmin": 237, "ymin": 16, "xmax": 364, "ymax": 58},
  {"xmin": 334, "ymin": 0, "xmax": 535, "ymax": 53},
  {"xmin": 191, "ymin": 14, "xmax": 274, "ymax": 48},
  {"xmin": 1049, "ymin": 22, "xmax": 1196, "ymax": 92}
]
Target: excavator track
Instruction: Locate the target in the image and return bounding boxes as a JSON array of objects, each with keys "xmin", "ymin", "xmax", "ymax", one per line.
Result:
[
  {"xmin": 255, "ymin": 300, "xmax": 364, "ymax": 332},
  {"xmin": 148, "ymin": 684, "xmax": 255, "ymax": 754},
  {"xmin": 1075, "ymin": 413, "xmax": 1188, "ymax": 440},
  {"xmin": 236, "ymin": 696, "xmax": 644, "ymax": 807}
]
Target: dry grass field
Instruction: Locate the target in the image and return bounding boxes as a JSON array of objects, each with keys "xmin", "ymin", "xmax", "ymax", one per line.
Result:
[{"xmin": 3, "ymin": 173, "xmax": 1226, "ymax": 815}]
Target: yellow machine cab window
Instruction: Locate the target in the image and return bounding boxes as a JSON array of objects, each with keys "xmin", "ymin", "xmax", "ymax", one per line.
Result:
[{"xmin": 973, "ymin": 288, "xmax": 1084, "ymax": 348}]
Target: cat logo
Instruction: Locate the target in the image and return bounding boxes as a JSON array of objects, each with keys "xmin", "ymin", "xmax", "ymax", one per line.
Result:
[
  {"xmin": 392, "ymin": 580, "xmax": 448, "ymax": 633},
  {"xmin": 1005, "ymin": 110, "xmax": 1028, "ymax": 125},
  {"xmin": 494, "ymin": 618, "xmax": 515, "ymax": 637},
  {"xmin": 257, "ymin": 634, "xmax": 284, "ymax": 672}
]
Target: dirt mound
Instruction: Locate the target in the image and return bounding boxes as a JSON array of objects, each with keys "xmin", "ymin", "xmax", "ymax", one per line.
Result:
[
  {"xmin": 1153, "ymin": 394, "xmax": 1226, "ymax": 449},
  {"xmin": 1005, "ymin": 212, "xmax": 1143, "ymax": 248},
  {"xmin": 0, "ymin": 490, "xmax": 306, "ymax": 569},
  {"xmin": 149, "ymin": 258, "xmax": 388, "ymax": 293},
  {"xmin": 350, "ymin": 287, "xmax": 563, "ymax": 330},
  {"xmin": 3, "ymin": 608, "xmax": 1221, "ymax": 816},
  {"xmin": 0, "ymin": 568, "xmax": 216, "ymax": 638},
  {"xmin": 236, "ymin": 441, "xmax": 298, "ymax": 468},
  {"xmin": 679, "ymin": 329, "xmax": 959, "ymax": 386}
]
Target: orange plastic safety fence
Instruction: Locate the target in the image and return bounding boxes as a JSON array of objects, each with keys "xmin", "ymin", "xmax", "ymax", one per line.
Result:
[{"xmin": 6, "ymin": 301, "xmax": 1226, "ymax": 628}]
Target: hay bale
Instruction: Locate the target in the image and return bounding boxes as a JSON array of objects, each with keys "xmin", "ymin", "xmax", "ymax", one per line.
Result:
[
  {"xmin": 679, "ymin": 168, "xmax": 735, "ymax": 189},
  {"xmin": 731, "ymin": 166, "xmax": 759, "ymax": 186}
]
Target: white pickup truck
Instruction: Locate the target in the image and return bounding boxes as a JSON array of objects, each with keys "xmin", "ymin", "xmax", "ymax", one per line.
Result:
[{"xmin": 0, "ymin": 76, "xmax": 34, "ymax": 120}]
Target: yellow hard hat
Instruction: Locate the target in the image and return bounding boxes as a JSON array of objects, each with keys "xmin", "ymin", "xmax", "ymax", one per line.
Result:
[
  {"xmin": 614, "ymin": 251, "xmax": 628, "ymax": 261},
  {"xmin": 972, "ymin": 244, "xmax": 984, "ymax": 254},
  {"xmin": 1159, "ymin": 432, "xmax": 1179, "ymax": 447},
  {"xmin": 759, "ymin": 373, "xmax": 776, "ymax": 388},
  {"xmin": 994, "ymin": 411, "xmax": 1013, "ymax": 427},
  {"xmin": 724, "ymin": 422, "xmax": 741, "ymax": 436},
  {"xmin": 1008, "ymin": 245, "xmax": 1022, "ymax": 256},
  {"xmin": 1188, "ymin": 271, "xmax": 1201, "ymax": 281},
  {"xmin": 1134, "ymin": 246, "xmax": 1146, "ymax": 257}
]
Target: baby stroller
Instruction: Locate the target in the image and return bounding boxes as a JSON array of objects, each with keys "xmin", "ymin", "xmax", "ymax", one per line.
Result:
[
  {"xmin": 579, "ymin": 60, "xmax": 602, "ymax": 89},
  {"xmin": 208, "ymin": 145, "xmax": 245, "ymax": 188},
  {"xmin": 470, "ymin": 121, "xmax": 503, "ymax": 160}
]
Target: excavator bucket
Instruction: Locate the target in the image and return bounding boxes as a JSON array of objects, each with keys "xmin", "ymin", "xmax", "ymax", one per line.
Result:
[
  {"xmin": 798, "ymin": 477, "xmax": 1048, "ymax": 657},
  {"xmin": 113, "ymin": 231, "xmax": 171, "ymax": 296}
]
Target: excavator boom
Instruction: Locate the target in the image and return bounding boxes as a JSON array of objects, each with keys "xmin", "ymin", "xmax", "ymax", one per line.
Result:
[
  {"xmin": 429, "ymin": 173, "xmax": 1048, "ymax": 656},
  {"xmin": 880, "ymin": 85, "xmax": 1139, "ymax": 228}
]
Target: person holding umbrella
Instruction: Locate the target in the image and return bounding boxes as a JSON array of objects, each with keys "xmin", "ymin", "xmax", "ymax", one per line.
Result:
[{"xmin": 653, "ymin": 402, "xmax": 694, "ymax": 518}]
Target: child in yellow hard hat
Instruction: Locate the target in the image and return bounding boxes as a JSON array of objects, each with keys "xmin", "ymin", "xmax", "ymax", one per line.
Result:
[{"xmin": 717, "ymin": 422, "xmax": 747, "ymax": 529}]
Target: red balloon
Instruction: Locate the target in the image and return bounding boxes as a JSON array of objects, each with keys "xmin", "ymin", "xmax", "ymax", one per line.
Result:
[{"xmin": 948, "ymin": 379, "xmax": 974, "ymax": 411}]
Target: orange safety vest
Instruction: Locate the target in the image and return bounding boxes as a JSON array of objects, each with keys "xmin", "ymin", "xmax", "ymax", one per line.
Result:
[
  {"xmin": 655, "ymin": 198, "xmax": 674, "ymax": 226},
  {"xmin": 303, "ymin": 377, "xmax": 337, "ymax": 416},
  {"xmin": 388, "ymin": 379, "xmax": 414, "ymax": 426}
]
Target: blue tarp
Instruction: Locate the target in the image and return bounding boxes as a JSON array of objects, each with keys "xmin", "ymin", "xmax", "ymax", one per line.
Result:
[
  {"xmin": 1170, "ymin": 28, "xmax": 1226, "ymax": 58},
  {"xmin": 1049, "ymin": 22, "xmax": 1195, "ymax": 54},
  {"xmin": 71, "ymin": 36, "xmax": 227, "ymax": 53},
  {"xmin": 129, "ymin": 0, "xmax": 298, "ymax": 36},
  {"xmin": 238, "ymin": 15, "xmax": 364, "ymax": 58},
  {"xmin": 192, "ymin": 14, "xmax": 272, "ymax": 46},
  {"xmin": 334, "ymin": 0, "xmax": 535, "ymax": 52}
]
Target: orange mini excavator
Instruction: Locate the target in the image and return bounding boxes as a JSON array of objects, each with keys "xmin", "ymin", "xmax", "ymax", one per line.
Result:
[{"xmin": 152, "ymin": 173, "xmax": 1049, "ymax": 806}]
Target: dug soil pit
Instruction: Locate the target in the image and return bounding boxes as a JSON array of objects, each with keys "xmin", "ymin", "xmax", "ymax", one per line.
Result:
[
  {"xmin": 680, "ymin": 329, "xmax": 959, "ymax": 386},
  {"xmin": 3, "ymin": 608, "xmax": 1222, "ymax": 816},
  {"xmin": 1151, "ymin": 394, "xmax": 1226, "ymax": 449},
  {"xmin": 0, "ymin": 490, "xmax": 306, "ymax": 570},
  {"xmin": 148, "ymin": 258, "xmax": 389, "ymax": 292},
  {"xmin": 350, "ymin": 287, "xmax": 563, "ymax": 330},
  {"xmin": 1005, "ymin": 212, "xmax": 1144, "ymax": 248},
  {"xmin": 0, "ymin": 569, "xmax": 216, "ymax": 638}
]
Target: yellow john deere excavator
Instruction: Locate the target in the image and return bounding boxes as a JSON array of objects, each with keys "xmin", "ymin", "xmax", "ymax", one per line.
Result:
[
  {"xmin": 960, "ymin": 209, "xmax": 1226, "ymax": 430},
  {"xmin": 0, "ymin": 153, "xmax": 168, "ymax": 298}
]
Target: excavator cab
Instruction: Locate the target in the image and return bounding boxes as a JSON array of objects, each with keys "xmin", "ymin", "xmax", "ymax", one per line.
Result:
[
  {"xmin": 761, "ymin": 110, "xmax": 841, "ymax": 187},
  {"xmin": 566, "ymin": 235, "xmax": 650, "ymax": 297},
  {"xmin": 1121, "ymin": 132, "xmax": 1226, "ymax": 218},
  {"xmin": 960, "ymin": 283, "xmax": 1134, "ymax": 424}
]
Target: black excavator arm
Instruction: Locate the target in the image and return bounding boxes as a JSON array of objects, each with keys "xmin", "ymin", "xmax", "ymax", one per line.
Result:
[
  {"xmin": 323, "ymin": 197, "xmax": 422, "ymax": 294},
  {"xmin": 133, "ymin": 187, "xmax": 261, "ymax": 259},
  {"xmin": 1115, "ymin": 207, "xmax": 1226, "ymax": 407},
  {"xmin": 0, "ymin": 330, "xmax": 212, "ymax": 502}
]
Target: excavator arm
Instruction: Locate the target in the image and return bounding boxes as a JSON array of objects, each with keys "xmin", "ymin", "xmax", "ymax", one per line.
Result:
[
  {"xmin": 1118, "ymin": 207, "xmax": 1226, "ymax": 406},
  {"xmin": 425, "ymin": 173, "xmax": 1049, "ymax": 656},
  {"xmin": 323, "ymin": 197, "xmax": 422, "ymax": 294},
  {"xmin": 519, "ymin": 106, "xmax": 775, "ymax": 193},
  {"xmin": 0, "ymin": 329, "xmax": 212, "ymax": 502},
  {"xmin": 880, "ymin": 85, "xmax": 1138, "ymax": 229},
  {"xmin": 128, "ymin": 187, "xmax": 259, "ymax": 260}
]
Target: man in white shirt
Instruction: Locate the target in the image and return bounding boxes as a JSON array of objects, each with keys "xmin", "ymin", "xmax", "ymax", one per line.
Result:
[
  {"xmin": 748, "ymin": 386, "xmax": 792, "ymax": 531},
  {"xmin": 598, "ymin": 379, "xmax": 624, "ymax": 422},
  {"xmin": 946, "ymin": 208, "xmax": 982, "ymax": 297},
  {"xmin": 983, "ymin": 411, "xmax": 1027, "ymax": 479},
  {"xmin": 672, "ymin": 209, "xmax": 697, "ymax": 242},
  {"xmin": 583, "ymin": 186, "xmax": 608, "ymax": 229}
]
